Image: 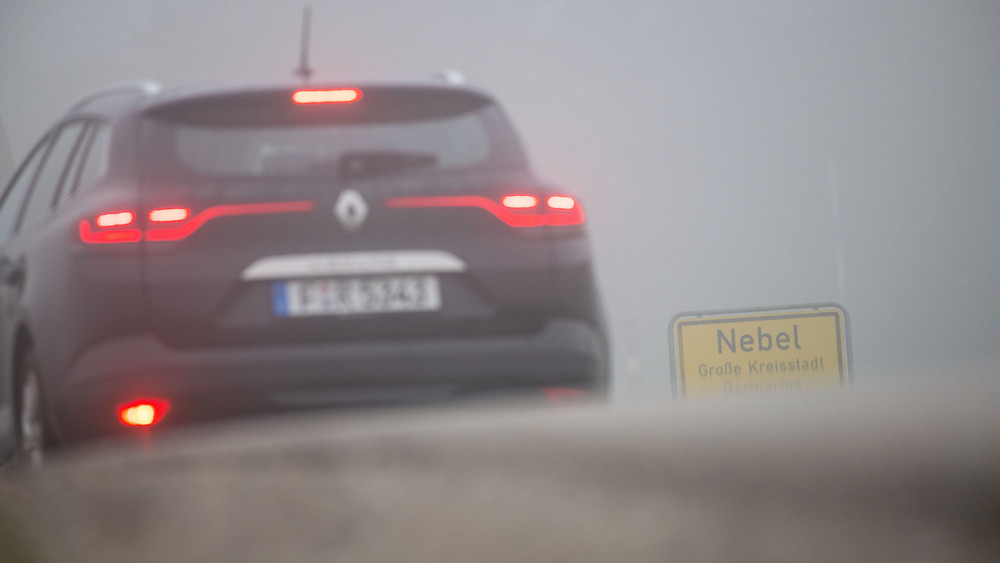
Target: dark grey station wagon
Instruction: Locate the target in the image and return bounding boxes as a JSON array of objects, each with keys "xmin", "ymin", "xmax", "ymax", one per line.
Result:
[{"xmin": 0, "ymin": 79, "xmax": 608, "ymax": 462}]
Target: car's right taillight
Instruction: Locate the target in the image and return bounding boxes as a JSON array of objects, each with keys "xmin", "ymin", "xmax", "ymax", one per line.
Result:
[
  {"xmin": 384, "ymin": 193, "xmax": 585, "ymax": 228},
  {"xmin": 541, "ymin": 195, "xmax": 584, "ymax": 226}
]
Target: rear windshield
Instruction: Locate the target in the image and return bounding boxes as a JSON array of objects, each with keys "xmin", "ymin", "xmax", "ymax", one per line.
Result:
[{"xmin": 139, "ymin": 87, "xmax": 526, "ymax": 180}]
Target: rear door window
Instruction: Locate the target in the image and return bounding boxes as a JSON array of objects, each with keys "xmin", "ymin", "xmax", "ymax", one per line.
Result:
[
  {"xmin": 18, "ymin": 121, "xmax": 87, "ymax": 229},
  {"xmin": 0, "ymin": 134, "xmax": 51, "ymax": 242},
  {"xmin": 58, "ymin": 121, "xmax": 109, "ymax": 205}
]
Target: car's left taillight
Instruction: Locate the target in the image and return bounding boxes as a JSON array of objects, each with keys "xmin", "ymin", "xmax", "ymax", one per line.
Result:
[
  {"xmin": 78, "ymin": 211, "xmax": 142, "ymax": 244},
  {"xmin": 78, "ymin": 201, "xmax": 315, "ymax": 244}
]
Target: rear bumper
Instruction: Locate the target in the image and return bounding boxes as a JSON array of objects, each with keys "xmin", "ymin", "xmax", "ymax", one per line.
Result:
[{"xmin": 53, "ymin": 318, "xmax": 607, "ymax": 442}]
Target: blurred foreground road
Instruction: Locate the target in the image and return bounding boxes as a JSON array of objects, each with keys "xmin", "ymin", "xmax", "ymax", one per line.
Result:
[{"xmin": 2, "ymin": 380, "xmax": 1000, "ymax": 562}]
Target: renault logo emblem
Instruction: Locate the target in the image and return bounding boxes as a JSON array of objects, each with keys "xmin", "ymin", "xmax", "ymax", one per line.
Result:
[{"xmin": 333, "ymin": 189, "xmax": 368, "ymax": 232}]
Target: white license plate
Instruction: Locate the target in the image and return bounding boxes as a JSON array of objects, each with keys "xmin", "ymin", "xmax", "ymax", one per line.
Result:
[{"xmin": 274, "ymin": 275, "xmax": 441, "ymax": 316}]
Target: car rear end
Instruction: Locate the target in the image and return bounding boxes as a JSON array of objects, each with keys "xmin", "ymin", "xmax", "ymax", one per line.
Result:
[{"xmin": 58, "ymin": 83, "xmax": 607, "ymax": 441}]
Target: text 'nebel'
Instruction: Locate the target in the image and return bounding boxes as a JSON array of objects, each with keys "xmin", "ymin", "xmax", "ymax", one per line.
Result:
[{"xmin": 717, "ymin": 326, "xmax": 801, "ymax": 354}]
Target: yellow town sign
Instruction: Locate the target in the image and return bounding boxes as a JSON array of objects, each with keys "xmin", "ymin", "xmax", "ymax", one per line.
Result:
[{"xmin": 671, "ymin": 304, "xmax": 851, "ymax": 399}]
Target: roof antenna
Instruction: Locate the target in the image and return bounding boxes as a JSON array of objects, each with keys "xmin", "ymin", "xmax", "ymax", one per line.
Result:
[{"xmin": 294, "ymin": 6, "xmax": 314, "ymax": 82}]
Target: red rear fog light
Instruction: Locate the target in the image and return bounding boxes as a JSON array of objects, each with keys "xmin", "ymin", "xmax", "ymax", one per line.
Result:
[{"xmin": 118, "ymin": 399, "xmax": 172, "ymax": 427}]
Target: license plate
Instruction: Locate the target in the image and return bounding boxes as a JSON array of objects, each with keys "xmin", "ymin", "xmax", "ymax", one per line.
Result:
[{"xmin": 273, "ymin": 275, "xmax": 441, "ymax": 316}]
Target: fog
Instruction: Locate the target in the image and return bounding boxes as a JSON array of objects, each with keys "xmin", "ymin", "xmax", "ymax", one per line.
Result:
[{"xmin": 2, "ymin": 0, "xmax": 999, "ymax": 399}]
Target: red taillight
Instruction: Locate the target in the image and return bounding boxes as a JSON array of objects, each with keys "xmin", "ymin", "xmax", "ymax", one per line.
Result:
[
  {"xmin": 546, "ymin": 196, "xmax": 576, "ymax": 210},
  {"xmin": 79, "ymin": 210, "xmax": 142, "ymax": 243},
  {"xmin": 149, "ymin": 207, "xmax": 190, "ymax": 223},
  {"xmin": 79, "ymin": 201, "xmax": 315, "ymax": 244},
  {"xmin": 118, "ymin": 398, "xmax": 171, "ymax": 427},
  {"xmin": 145, "ymin": 201, "xmax": 315, "ymax": 241},
  {"xmin": 95, "ymin": 211, "xmax": 135, "ymax": 227},
  {"xmin": 501, "ymin": 195, "xmax": 539, "ymax": 209},
  {"xmin": 292, "ymin": 88, "xmax": 362, "ymax": 104},
  {"xmin": 542, "ymin": 195, "xmax": 584, "ymax": 226},
  {"xmin": 386, "ymin": 193, "xmax": 584, "ymax": 228}
]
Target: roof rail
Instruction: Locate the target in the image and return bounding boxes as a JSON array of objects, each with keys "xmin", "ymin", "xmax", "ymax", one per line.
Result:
[
  {"xmin": 69, "ymin": 81, "xmax": 163, "ymax": 112},
  {"xmin": 428, "ymin": 69, "xmax": 467, "ymax": 86}
]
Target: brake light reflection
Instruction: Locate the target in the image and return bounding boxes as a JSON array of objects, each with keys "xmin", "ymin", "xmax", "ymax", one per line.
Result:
[{"xmin": 543, "ymin": 387, "xmax": 588, "ymax": 406}]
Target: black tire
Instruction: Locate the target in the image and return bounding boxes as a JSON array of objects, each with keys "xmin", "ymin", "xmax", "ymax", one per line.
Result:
[{"xmin": 14, "ymin": 351, "xmax": 48, "ymax": 466}]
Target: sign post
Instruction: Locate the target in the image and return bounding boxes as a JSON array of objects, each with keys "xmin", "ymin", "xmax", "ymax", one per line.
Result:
[{"xmin": 670, "ymin": 304, "xmax": 851, "ymax": 399}]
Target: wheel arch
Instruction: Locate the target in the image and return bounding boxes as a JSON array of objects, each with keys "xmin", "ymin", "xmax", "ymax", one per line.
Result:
[
  {"xmin": 12, "ymin": 324, "xmax": 34, "ymax": 383},
  {"xmin": 10, "ymin": 323, "xmax": 62, "ymax": 446}
]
